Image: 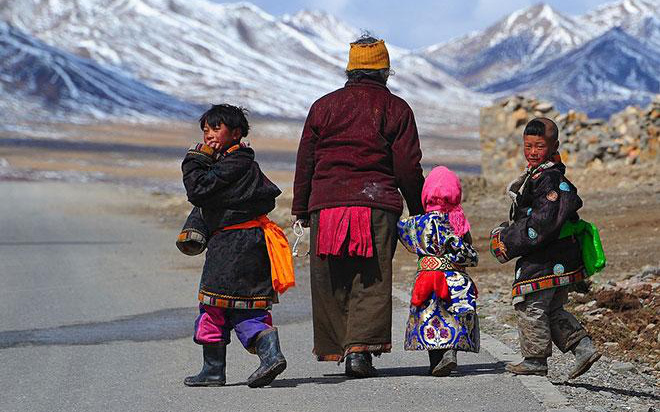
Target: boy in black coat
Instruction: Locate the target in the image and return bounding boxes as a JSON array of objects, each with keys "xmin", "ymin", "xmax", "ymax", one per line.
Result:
[
  {"xmin": 178, "ymin": 104, "xmax": 288, "ymax": 387},
  {"xmin": 490, "ymin": 118, "xmax": 601, "ymax": 379}
]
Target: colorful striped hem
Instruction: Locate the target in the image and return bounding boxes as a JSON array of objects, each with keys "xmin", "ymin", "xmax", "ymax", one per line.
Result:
[
  {"xmin": 345, "ymin": 343, "xmax": 392, "ymax": 357},
  {"xmin": 511, "ymin": 268, "xmax": 586, "ymax": 297},
  {"xmin": 489, "ymin": 230, "xmax": 510, "ymax": 263},
  {"xmin": 198, "ymin": 292, "xmax": 272, "ymax": 309}
]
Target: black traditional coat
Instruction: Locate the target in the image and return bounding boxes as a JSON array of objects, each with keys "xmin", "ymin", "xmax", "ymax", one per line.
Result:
[
  {"xmin": 490, "ymin": 161, "xmax": 585, "ymax": 297},
  {"xmin": 180, "ymin": 144, "xmax": 281, "ymax": 308}
]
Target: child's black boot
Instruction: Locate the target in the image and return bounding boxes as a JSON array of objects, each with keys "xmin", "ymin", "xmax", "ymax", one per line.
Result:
[
  {"xmin": 345, "ymin": 352, "xmax": 378, "ymax": 378},
  {"xmin": 505, "ymin": 357, "xmax": 548, "ymax": 376},
  {"xmin": 184, "ymin": 344, "xmax": 227, "ymax": 386},
  {"xmin": 569, "ymin": 336, "xmax": 601, "ymax": 380},
  {"xmin": 247, "ymin": 329, "xmax": 287, "ymax": 388},
  {"xmin": 429, "ymin": 349, "xmax": 457, "ymax": 377}
]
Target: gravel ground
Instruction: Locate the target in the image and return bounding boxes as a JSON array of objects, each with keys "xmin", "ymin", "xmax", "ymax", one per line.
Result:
[{"xmin": 479, "ymin": 292, "xmax": 659, "ymax": 412}]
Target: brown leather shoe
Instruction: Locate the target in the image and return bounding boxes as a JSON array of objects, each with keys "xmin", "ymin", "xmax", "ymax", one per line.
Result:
[{"xmin": 505, "ymin": 358, "xmax": 548, "ymax": 376}]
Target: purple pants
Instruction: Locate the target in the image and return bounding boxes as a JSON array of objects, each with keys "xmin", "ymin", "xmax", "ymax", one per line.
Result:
[{"xmin": 193, "ymin": 304, "xmax": 273, "ymax": 349}]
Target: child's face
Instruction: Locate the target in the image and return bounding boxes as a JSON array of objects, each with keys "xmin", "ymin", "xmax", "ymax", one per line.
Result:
[
  {"xmin": 203, "ymin": 122, "xmax": 241, "ymax": 152},
  {"xmin": 523, "ymin": 134, "xmax": 558, "ymax": 168}
]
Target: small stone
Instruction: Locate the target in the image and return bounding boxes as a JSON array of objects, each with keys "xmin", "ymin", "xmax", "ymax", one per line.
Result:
[
  {"xmin": 586, "ymin": 405, "xmax": 608, "ymax": 411},
  {"xmin": 645, "ymin": 323, "xmax": 655, "ymax": 331},
  {"xmin": 534, "ymin": 102, "xmax": 553, "ymax": 113},
  {"xmin": 603, "ymin": 342, "xmax": 619, "ymax": 348},
  {"xmin": 655, "ymin": 361, "xmax": 660, "ymax": 370},
  {"xmin": 630, "ymin": 404, "xmax": 652, "ymax": 412},
  {"xmin": 611, "ymin": 361, "xmax": 636, "ymax": 373}
]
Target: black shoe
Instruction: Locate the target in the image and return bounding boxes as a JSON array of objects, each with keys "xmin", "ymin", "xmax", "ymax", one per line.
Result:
[
  {"xmin": 184, "ymin": 345, "xmax": 227, "ymax": 387},
  {"xmin": 430, "ymin": 350, "xmax": 457, "ymax": 377},
  {"xmin": 247, "ymin": 329, "xmax": 287, "ymax": 388},
  {"xmin": 345, "ymin": 352, "xmax": 378, "ymax": 378}
]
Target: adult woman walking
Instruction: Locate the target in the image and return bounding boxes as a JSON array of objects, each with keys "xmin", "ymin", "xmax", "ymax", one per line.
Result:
[{"xmin": 292, "ymin": 35, "xmax": 425, "ymax": 378}]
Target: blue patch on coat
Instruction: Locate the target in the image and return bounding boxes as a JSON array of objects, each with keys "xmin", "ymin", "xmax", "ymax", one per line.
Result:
[
  {"xmin": 527, "ymin": 208, "xmax": 532, "ymax": 216},
  {"xmin": 559, "ymin": 182, "xmax": 570, "ymax": 192},
  {"xmin": 528, "ymin": 228, "xmax": 538, "ymax": 239},
  {"xmin": 553, "ymin": 264, "xmax": 565, "ymax": 275}
]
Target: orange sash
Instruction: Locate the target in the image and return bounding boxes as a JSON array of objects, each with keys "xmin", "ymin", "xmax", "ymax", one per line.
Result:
[{"xmin": 223, "ymin": 215, "xmax": 295, "ymax": 294}]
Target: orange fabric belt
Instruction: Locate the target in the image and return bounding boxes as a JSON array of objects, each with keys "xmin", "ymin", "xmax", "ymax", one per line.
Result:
[{"xmin": 221, "ymin": 215, "xmax": 295, "ymax": 294}]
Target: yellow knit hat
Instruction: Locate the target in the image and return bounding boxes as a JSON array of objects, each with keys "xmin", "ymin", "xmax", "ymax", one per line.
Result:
[{"xmin": 346, "ymin": 40, "xmax": 390, "ymax": 71}]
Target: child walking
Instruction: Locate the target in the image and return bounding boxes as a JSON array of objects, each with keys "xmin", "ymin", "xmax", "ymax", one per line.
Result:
[
  {"xmin": 177, "ymin": 104, "xmax": 294, "ymax": 387},
  {"xmin": 398, "ymin": 166, "xmax": 479, "ymax": 376},
  {"xmin": 489, "ymin": 117, "xmax": 601, "ymax": 378}
]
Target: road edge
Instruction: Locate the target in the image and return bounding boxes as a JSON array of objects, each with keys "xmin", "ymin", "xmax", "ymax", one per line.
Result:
[{"xmin": 391, "ymin": 285, "xmax": 578, "ymax": 412}]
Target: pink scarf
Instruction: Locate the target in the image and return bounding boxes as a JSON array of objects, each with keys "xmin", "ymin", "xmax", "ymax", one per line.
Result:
[{"xmin": 421, "ymin": 166, "xmax": 470, "ymax": 237}]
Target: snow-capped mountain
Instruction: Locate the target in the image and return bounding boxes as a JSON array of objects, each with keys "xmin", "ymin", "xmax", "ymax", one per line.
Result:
[
  {"xmin": 0, "ymin": 21, "xmax": 200, "ymax": 123},
  {"xmin": 578, "ymin": 0, "xmax": 659, "ymax": 31},
  {"xmin": 422, "ymin": 0, "xmax": 659, "ymax": 89},
  {"xmin": 0, "ymin": 0, "xmax": 485, "ymax": 130},
  {"xmin": 0, "ymin": 0, "xmax": 658, "ymax": 127},
  {"xmin": 423, "ymin": 4, "xmax": 590, "ymax": 88},
  {"xmin": 480, "ymin": 27, "xmax": 660, "ymax": 118}
]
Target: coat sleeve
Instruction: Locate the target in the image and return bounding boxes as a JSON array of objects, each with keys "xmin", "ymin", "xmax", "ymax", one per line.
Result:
[
  {"xmin": 391, "ymin": 108, "xmax": 425, "ymax": 215},
  {"xmin": 181, "ymin": 145, "xmax": 251, "ymax": 208},
  {"xmin": 445, "ymin": 231, "xmax": 479, "ymax": 267},
  {"xmin": 176, "ymin": 207, "xmax": 208, "ymax": 256},
  {"xmin": 291, "ymin": 106, "xmax": 320, "ymax": 218},
  {"xmin": 491, "ymin": 171, "xmax": 582, "ymax": 262}
]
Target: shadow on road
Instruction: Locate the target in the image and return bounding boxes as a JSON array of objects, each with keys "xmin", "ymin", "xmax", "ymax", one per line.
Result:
[
  {"xmin": 553, "ymin": 381, "xmax": 659, "ymax": 401},
  {"xmin": 0, "ymin": 307, "xmax": 197, "ymax": 348}
]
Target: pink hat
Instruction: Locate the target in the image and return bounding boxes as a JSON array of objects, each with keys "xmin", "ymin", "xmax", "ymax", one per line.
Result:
[{"xmin": 421, "ymin": 166, "xmax": 471, "ymax": 237}]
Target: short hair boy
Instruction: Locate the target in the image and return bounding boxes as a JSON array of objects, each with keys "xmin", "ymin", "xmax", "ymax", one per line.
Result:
[{"xmin": 489, "ymin": 118, "xmax": 601, "ymax": 378}]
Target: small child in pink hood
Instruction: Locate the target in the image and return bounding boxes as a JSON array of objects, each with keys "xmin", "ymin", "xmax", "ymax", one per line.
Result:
[{"xmin": 397, "ymin": 166, "xmax": 480, "ymax": 376}]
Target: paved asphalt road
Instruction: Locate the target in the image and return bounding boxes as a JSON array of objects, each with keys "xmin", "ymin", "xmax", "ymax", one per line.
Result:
[{"xmin": 0, "ymin": 181, "xmax": 542, "ymax": 412}]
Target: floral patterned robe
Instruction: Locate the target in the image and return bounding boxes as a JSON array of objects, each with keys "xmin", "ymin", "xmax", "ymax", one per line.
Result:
[{"xmin": 398, "ymin": 211, "xmax": 480, "ymax": 352}]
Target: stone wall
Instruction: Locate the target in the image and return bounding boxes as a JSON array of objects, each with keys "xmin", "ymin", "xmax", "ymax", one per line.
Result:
[{"xmin": 479, "ymin": 95, "xmax": 660, "ymax": 178}]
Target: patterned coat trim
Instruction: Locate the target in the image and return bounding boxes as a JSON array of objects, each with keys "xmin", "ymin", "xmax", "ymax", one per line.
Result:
[
  {"xmin": 417, "ymin": 255, "xmax": 462, "ymax": 272},
  {"xmin": 489, "ymin": 229, "xmax": 510, "ymax": 263},
  {"xmin": 198, "ymin": 291, "xmax": 272, "ymax": 309},
  {"xmin": 176, "ymin": 228, "xmax": 207, "ymax": 256},
  {"xmin": 313, "ymin": 343, "xmax": 393, "ymax": 362},
  {"xmin": 511, "ymin": 268, "xmax": 585, "ymax": 297},
  {"xmin": 187, "ymin": 143, "xmax": 216, "ymax": 161}
]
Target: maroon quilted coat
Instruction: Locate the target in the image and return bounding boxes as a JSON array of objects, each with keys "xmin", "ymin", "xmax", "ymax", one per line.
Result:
[{"xmin": 292, "ymin": 78, "xmax": 424, "ymax": 218}]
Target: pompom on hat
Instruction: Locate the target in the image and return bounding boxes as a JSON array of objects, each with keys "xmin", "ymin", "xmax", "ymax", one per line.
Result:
[
  {"xmin": 346, "ymin": 39, "xmax": 390, "ymax": 71},
  {"xmin": 421, "ymin": 166, "xmax": 471, "ymax": 237}
]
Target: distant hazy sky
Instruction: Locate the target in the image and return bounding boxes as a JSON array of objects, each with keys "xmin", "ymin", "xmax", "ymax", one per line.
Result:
[{"xmin": 214, "ymin": 0, "xmax": 615, "ymax": 48}]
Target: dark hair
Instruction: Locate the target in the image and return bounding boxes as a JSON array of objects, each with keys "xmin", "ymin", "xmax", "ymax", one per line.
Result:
[
  {"xmin": 199, "ymin": 104, "xmax": 249, "ymax": 137},
  {"xmin": 524, "ymin": 118, "xmax": 558, "ymax": 141},
  {"xmin": 345, "ymin": 33, "xmax": 391, "ymax": 85}
]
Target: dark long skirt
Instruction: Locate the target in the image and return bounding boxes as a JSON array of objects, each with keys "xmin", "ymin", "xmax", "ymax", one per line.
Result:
[{"xmin": 309, "ymin": 208, "xmax": 398, "ymax": 361}]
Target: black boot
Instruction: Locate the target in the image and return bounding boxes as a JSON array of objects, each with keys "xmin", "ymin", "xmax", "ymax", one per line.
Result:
[
  {"xmin": 345, "ymin": 352, "xmax": 378, "ymax": 378},
  {"xmin": 247, "ymin": 329, "xmax": 287, "ymax": 388},
  {"xmin": 428, "ymin": 350, "xmax": 445, "ymax": 374},
  {"xmin": 430, "ymin": 349, "xmax": 457, "ymax": 377},
  {"xmin": 184, "ymin": 345, "xmax": 226, "ymax": 387}
]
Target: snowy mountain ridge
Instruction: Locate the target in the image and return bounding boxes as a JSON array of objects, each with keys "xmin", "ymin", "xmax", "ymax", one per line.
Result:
[
  {"xmin": 0, "ymin": 0, "xmax": 484, "ymax": 130},
  {"xmin": 0, "ymin": 0, "xmax": 658, "ymax": 127}
]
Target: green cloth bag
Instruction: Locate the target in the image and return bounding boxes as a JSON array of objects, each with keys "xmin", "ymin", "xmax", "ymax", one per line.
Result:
[{"xmin": 559, "ymin": 219, "xmax": 606, "ymax": 276}]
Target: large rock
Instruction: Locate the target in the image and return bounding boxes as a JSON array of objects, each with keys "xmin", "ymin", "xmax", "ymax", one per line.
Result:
[{"xmin": 479, "ymin": 94, "xmax": 660, "ymax": 177}]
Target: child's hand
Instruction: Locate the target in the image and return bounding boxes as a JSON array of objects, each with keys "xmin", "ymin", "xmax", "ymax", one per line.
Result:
[{"xmin": 204, "ymin": 136, "xmax": 222, "ymax": 150}]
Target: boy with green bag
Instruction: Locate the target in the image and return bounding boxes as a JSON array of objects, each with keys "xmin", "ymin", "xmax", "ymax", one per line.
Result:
[{"xmin": 490, "ymin": 118, "xmax": 605, "ymax": 379}]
